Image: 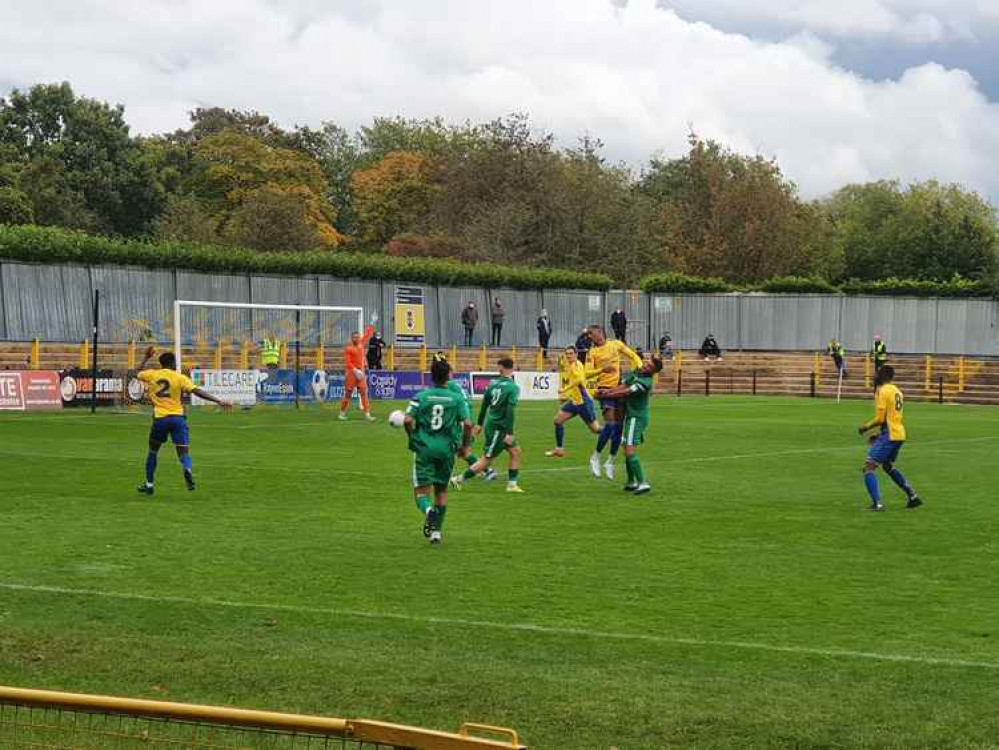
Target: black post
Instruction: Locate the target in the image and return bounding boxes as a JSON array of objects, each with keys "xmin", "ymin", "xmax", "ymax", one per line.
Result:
[
  {"xmin": 705, "ymin": 369, "xmax": 711, "ymax": 397},
  {"xmin": 810, "ymin": 371, "xmax": 816, "ymax": 398},
  {"xmin": 938, "ymin": 374, "xmax": 944, "ymax": 404},
  {"xmin": 90, "ymin": 289, "xmax": 100, "ymax": 414},
  {"xmin": 752, "ymin": 369, "xmax": 757, "ymax": 396},
  {"xmin": 294, "ymin": 308, "xmax": 301, "ymax": 410},
  {"xmin": 676, "ymin": 369, "xmax": 682, "ymax": 397}
]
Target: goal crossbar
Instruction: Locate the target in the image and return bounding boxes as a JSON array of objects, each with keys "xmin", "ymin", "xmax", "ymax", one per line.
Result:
[{"xmin": 172, "ymin": 300, "xmax": 364, "ymax": 370}]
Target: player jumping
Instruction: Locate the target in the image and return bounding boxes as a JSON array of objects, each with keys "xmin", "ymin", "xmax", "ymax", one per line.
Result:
[
  {"xmin": 858, "ymin": 365, "xmax": 922, "ymax": 511},
  {"xmin": 584, "ymin": 324, "xmax": 643, "ymax": 479},
  {"xmin": 596, "ymin": 354, "xmax": 663, "ymax": 495},
  {"xmin": 546, "ymin": 345, "xmax": 600, "ymax": 457},
  {"xmin": 452, "ymin": 357, "xmax": 523, "ymax": 493},
  {"xmin": 135, "ymin": 347, "xmax": 232, "ymax": 496},
  {"xmin": 404, "ymin": 357, "xmax": 471, "ymax": 545}
]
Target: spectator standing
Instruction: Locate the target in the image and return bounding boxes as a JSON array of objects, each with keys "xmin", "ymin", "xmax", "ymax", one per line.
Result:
[
  {"xmin": 575, "ymin": 328, "xmax": 592, "ymax": 364},
  {"xmin": 367, "ymin": 331, "xmax": 387, "ymax": 370},
  {"xmin": 699, "ymin": 334, "xmax": 722, "ymax": 360},
  {"xmin": 491, "ymin": 298, "xmax": 505, "ymax": 346},
  {"xmin": 537, "ymin": 309, "xmax": 552, "ymax": 358},
  {"xmin": 261, "ymin": 334, "xmax": 281, "ymax": 369},
  {"xmin": 872, "ymin": 334, "xmax": 888, "ymax": 370},
  {"xmin": 658, "ymin": 333, "xmax": 674, "ymax": 360},
  {"xmin": 610, "ymin": 307, "xmax": 628, "ymax": 342},
  {"xmin": 827, "ymin": 338, "xmax": 847, "ymax": 378},
  {"xmin": 461, "ymin": 302, "xmax": 478, "ymax": 347}
]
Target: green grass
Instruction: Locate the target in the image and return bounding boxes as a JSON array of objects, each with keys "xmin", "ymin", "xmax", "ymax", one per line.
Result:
[{"xmin": 1, "ymin": 397, "xmax": 998, "ymax": 749}]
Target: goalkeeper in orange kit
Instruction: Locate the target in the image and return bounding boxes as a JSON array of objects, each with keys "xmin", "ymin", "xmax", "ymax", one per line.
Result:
[{"xmin": 339, "ymin": 316, "xmax": 378, "ymax": 422}]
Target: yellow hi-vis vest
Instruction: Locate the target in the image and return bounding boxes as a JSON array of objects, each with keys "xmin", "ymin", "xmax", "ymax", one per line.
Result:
[{"xmin": 262, "ymin": 338, "xmax": 281, "ymax": 365}]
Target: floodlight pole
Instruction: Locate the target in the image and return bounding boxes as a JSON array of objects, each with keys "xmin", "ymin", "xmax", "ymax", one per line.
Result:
[{"xmin": 90, "ymin": 289, "xmax": 100, "ymax": 414}]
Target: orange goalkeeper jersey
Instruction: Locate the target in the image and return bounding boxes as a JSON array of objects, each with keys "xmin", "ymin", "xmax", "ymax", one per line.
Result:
[{"xmin": 344, "ymin": 325, "xmax": 374, "ymax": 371}]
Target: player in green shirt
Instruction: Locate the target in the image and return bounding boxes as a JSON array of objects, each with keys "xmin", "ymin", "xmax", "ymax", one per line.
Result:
[
  {"xmin": 433, "ymin": 351, "xmax": 498, "ymax": 482},
  {"xmin": 452, "ymin": 357, "xmax": 524, "ymax": 493},
  {"xmin": 404, "ymin": 358, "xmax": 472, "ymax": 545},
  {"xmin": 596, "ymin": 354, "xmax": 663, "ymax": 495}
]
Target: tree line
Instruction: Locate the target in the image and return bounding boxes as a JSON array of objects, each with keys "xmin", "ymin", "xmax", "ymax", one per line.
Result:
[{"xmin": 1, "ymin": 82, "xmax": 996, "ymax": 288}]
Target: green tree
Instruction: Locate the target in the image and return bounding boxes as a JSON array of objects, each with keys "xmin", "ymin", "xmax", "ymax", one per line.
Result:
[
  {"xmin": 0, "ymin": 82, "xmax": 164, "ymax": 235},
  {"xmin": 823, "ymin": 180, "xmax": 998, "ymax": 281}
]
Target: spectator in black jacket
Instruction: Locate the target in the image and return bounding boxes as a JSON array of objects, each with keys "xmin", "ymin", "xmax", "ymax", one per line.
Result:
[
  {"xmin": 366, "ymin": 332, "xmax": 386, "ymax": 370},
  {"xmin": 699, "ymin": 334, "xmax": 722, "ymax": 360},
  {"xmin": 461, "ymin": 302, "xmax": 478, "ymax": 347},
  {"xmin": 537, "ymin": 309, "xmax": 552, "ymax": 358},
  {"xmin": 610, "ymin": 307, "xmax": 627, "ymax": 342}
]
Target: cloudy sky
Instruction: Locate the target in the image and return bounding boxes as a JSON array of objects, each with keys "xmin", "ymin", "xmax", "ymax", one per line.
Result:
[{"xmin": 2, "ymin": 0, "xmax": 999, "ymax": 202}]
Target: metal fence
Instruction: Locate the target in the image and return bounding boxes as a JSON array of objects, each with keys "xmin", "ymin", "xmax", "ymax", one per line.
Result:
[{"xmin": 1, "ymin": 261, "xmax": 997, "ymax": 355}]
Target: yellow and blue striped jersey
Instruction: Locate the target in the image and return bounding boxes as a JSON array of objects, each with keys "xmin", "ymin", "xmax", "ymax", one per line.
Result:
[
  {"xmin": 864, "ymin": 383, "xmax": 906, "ymax": 441},
  {"xmin": 584, "ymin": 340, "xmax": 643, "ymax": 389},
  {"xmin": 559, "ymin": 359, "xmax": 591, "ymax": 405},
  {"xmin": 137, "ymin": 368, "xmax": 195, "ymax": 418}
]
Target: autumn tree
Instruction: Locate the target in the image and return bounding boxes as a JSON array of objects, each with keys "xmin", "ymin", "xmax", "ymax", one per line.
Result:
[
  {"xmin": 189, "ymin": 129, "xmax": 343, "ymax": 248},
  {"xmin": 351, "ymin": 150, "xmax": 437, "ymax": 246},
  {"xmin": 640, "ymin": 134, "xmax": 833, "ymax": 283}
]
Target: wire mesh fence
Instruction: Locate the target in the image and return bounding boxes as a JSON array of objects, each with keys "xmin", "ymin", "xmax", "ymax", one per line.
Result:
[
  {"xmin": 0, "ymin": 688, "xmax": 526, "ymax": 750},
  {"xmin": 0, "ymin": 703, "xmax": 395, "ymax": 749}
]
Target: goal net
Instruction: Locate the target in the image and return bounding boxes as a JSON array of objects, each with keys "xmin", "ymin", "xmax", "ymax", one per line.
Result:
[{"xmin": 171, "ymin": 300, "xmax": 366, "ymax": 407}]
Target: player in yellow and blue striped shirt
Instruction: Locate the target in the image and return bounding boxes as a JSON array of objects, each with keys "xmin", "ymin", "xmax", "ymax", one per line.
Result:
[
  {"xmin": 545, "ymin": 346, "xmax": 601, "ymax": 457},
  {"xmin": 858, "ymin": 365, "xmax": 922, "ymax": 511}
]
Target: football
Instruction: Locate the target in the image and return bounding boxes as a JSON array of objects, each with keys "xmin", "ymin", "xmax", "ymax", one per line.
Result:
[{"xmin": 388, "ymin": 409, "xmax": 406, "ymax": 428}]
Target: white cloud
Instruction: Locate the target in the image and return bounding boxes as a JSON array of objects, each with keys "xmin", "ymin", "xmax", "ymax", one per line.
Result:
[
  {"xmin": 1, "ymin": 0, "xmax": 998, "ymax": 203},
  {"xmin": 658, "ymin": 0, "xmax": 999, "ymax": 43}
]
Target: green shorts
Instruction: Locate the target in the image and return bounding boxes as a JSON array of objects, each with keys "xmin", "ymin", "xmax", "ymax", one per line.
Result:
[
  {"xmin": 412, "ymin": 451, "xmax": 456, "ymax": 488},
  {"xmin": 483, "ymin": 426, "xmax": 516, "ymax": 458},
  {"xmin": 622, "ymin": 415, "xmax": 648, "ymax": 447}
]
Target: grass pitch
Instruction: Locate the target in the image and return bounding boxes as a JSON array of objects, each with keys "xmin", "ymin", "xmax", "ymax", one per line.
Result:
[{"xmin": 1, "ymin": 397, "xmax": 998, "ymax": 749}]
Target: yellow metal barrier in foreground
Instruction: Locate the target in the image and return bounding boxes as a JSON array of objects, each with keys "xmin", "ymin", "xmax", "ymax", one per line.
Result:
[{"xmin": 0, "ymin": 685, "xmax": 526, "ymax": 750}]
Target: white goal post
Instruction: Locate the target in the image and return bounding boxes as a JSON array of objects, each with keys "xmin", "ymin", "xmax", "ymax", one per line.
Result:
[{"xmin": 172, "ymin": 300, "xmax": 365, "ymax": 370}]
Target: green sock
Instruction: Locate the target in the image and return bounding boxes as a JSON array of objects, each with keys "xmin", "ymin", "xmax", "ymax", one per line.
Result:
[
  {"xmin": 628, "ymin": 455, "xmax": 645, "ymax": 484},
  {"xmin": 625, "ymin": 458, "xmax": 636, "ymax": 485},
  {"xmin": 434, "ymin": 504, "xmax": 447, "ymax": 530},
  {"xmin": 508, "ymin": 468, "xmax": 519, "ymax": 483},
  {"xmin": 462, "ymin": 467, "xmax": 476, "ymax": 480},
  {"xmin": 415, "ymin": 494, "xmax": 431, "ymax": 514},
  {"xmin": 466, "ymin": 453, "xmax": 478, "ymax": 465}
]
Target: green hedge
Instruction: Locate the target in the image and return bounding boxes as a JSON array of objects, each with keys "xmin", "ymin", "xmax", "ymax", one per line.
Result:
[
  {"xmin": 641, "ymin": 269, "xmax": 995, "ymax": 297},
  {"xmin": 838, "ymin": 276, "xmax": 991, "ymax": 298},
  {"xmin": 753, "ymin": 276, "xmax": 840, "ymax": 294},
  {"xmin": 640, "ymin": 272, "xmax": 735, "ymax": 293},
  {"xmin": 0, "ymin": 224, "xmax": 614, "ymax": 291}
]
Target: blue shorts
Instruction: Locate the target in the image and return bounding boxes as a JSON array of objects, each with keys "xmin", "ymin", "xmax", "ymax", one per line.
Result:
[
  {"xmin": 867, "ymin": 432, "xmax": 903, "ymax": 465},
  {"xmin": 149, "ymin": 415, "xmax": 190, "ymax": 446},
  {"xmin": 560, "ymin": 400, "xmax": 596, "ymax": 424},
  {"xmin": 598, "ymin": 398, "xmax": 619, "ymax": 413}
]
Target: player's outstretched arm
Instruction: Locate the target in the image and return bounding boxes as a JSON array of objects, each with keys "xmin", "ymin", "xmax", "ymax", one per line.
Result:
[
  {"xmin": 138, "ymin": 345, "xmax": 156, "ymax": 371},
  {"xmin": 596, "ymin": 384, "xmax": 630, "ymax": 400},
  {"xmin": 191, "ymin": 387, "xmax": 233, "ymax": 411}
]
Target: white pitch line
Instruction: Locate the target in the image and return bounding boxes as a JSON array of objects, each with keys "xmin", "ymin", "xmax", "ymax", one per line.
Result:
[
  {"xmin": 1, "ymin": 582, "xmax": 996, "ymax": 671},
  {"xmin": 525, "ymin": 435, "xmax": 999, "ymax": 474}
]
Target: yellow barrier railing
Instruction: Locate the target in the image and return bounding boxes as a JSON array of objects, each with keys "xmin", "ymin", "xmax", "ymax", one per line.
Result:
[{"xmin": 0, "ymin": 686, "xmax": 526, "ymax": 749}]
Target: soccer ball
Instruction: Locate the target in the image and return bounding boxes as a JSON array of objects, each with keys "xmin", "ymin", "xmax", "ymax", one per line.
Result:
[
  {"xmin": 310, "ymin": 369, "xmax": 328, "ymax": 401},
  {"xmin": 388, "ymin": 409, "xmax": 406, "ymax": 428}
]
